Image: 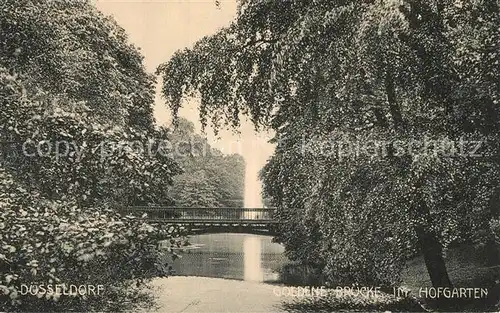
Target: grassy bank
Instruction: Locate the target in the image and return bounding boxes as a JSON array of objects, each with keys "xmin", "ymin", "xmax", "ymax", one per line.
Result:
[
  {"xmin": 280, "ymin": 289, "xmax": 425, "ymax": 312},
  {"xmin": 277, "ymin": 244, "xmax": 500, "ymax": 312}
]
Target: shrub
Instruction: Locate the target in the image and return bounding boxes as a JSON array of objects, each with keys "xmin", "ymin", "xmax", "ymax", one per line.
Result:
[
  {"xmin": 0, "ymin": 168, "xmax": 182, "ymax": 312},
  {"xmin": 278, "ymin": 262, "xmax": 326, "ymax": 287}
]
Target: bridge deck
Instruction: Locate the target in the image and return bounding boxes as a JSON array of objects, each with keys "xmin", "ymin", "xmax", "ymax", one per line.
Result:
[
  {"xmin": 119, "ymin": 207, "xmax": 279, "ymax": 235},
  {"xmin": 119, "ymin": 207, "xmax": 278, "ymax": 224}
]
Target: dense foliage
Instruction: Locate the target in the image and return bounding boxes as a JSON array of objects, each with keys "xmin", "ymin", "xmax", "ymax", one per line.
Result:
[
  {"xmin": 0, "ymin": 0, "xmax": 155, "ymax": 129},
  {"xmin": 1, "ymin": 1, "xmax": 183, "ymax": 311},
  {"xmin": 0, "ymin": 168, "xmax": 180, "ymax": 311},
  {"xmin": 167, "ymin": 118, "xmax": 245, "ymax": 208},
  {"xmin": 158, "ymin": 0, "xmax": 500, "ymax": 294},
  {"xmin": 0, "ymin": 70, "xmax": 181, "ymax": 207}
]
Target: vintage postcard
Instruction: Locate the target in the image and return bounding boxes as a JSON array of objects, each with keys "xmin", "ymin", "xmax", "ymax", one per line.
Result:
[{"xmin": 1, "ymin": 0, "xmax": 499, "ymax": 312}]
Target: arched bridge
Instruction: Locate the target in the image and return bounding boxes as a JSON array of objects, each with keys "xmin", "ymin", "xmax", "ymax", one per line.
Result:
[{"xmin": 119, "ymin": 206, "xmax": 280, "ymax": 235}]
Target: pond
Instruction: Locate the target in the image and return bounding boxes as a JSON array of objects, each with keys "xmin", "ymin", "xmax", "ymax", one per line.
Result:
[{"xmin": 167, "ymin": 233, "xmax": 288, "ymax": 282}]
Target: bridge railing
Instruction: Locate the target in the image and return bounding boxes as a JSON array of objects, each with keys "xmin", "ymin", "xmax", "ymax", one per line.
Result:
[{"xmin": 119, "ymin": 206, "xmax": 276, "ymax": 221}]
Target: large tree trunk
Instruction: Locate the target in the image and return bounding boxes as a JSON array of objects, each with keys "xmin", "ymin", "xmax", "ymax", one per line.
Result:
[
  {"xmin": 414, "ymin": 197, "xmax": 454, "ymax": 310},
  {"xmin": 415, "ymin": 225, "xmax": 453, "ymax": 288},
  {"xmin": 385, "ymin": 66, "xmax": 404, "ymax": 130},
  {"xmin": 411, "ymin": 180, "xmax": 453, "ymax": 290}
]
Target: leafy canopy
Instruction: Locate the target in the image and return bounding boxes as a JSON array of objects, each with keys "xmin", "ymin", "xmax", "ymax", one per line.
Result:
[{"xmin": 158, "ymin": 0, "xmax": 500, "ymax": 286}]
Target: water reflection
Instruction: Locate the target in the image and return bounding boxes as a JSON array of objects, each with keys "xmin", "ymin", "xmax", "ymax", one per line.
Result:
[
  {"xmin": 169, "ymin": 233, "xmax": 287, "ymax": 282},
  {"xmin": 243, "ymin": 236, "xmax": 263, "ymax": 282}
]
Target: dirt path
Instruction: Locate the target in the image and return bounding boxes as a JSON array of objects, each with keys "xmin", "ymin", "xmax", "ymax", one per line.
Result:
[{"xmin": 147, "ymin": 276, "xmax": 287, "ymax": 313}]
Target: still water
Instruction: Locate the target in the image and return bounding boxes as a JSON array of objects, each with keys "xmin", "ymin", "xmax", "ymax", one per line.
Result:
[{"xmin": 169, "ymin": 233, "xmax": 288, "ymax": 282}]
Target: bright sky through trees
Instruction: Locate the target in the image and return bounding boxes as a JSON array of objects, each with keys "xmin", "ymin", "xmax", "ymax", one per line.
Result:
[{"xmin": 95, "ymin": 0, "xmax": 274, "ymax": 206}]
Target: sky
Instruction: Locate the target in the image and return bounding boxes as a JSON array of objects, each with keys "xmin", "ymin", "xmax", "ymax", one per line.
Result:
[{"xmin": 94, "ymin": 0, "xmax": 274, "ymax": 206}]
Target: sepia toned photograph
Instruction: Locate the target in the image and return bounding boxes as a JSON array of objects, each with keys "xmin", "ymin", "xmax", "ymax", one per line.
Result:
[{"xmin": 0, "ymin": 0, "xmax": 499, "ymax": 312}]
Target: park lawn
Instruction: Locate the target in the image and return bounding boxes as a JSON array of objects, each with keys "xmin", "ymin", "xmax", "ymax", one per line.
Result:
[{"xmin": 401, "ymin": 244, "xmax": 500, "ymax": 311}]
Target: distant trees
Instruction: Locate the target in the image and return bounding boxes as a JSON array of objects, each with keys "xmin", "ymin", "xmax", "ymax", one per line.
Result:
[
  {"xmin": 158, "ymin": 0, "xmax": 500, "ymax": 294},
  {"xmin": 167, "ymin": 118, "xmax": 245, "ymax": 208}
]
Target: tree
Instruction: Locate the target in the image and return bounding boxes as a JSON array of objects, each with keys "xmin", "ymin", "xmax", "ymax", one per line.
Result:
[
  {"xmin": 166, "ymin": 118, "xmax": 245, "ymax": 208},
  {"xmin": 0, "ymin": 1, "xmax": 184, "ymax": 311},
  {"xmin": 0, "ymin": 0, "xmax": 183, "ymax": 207},
  {"xmin": 0, "ymin": 0, "xmax": 155, "ymax": 130},
  {"xmin": 157, "ymin": 0, "xmax": 500, "ymax": 294}
]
